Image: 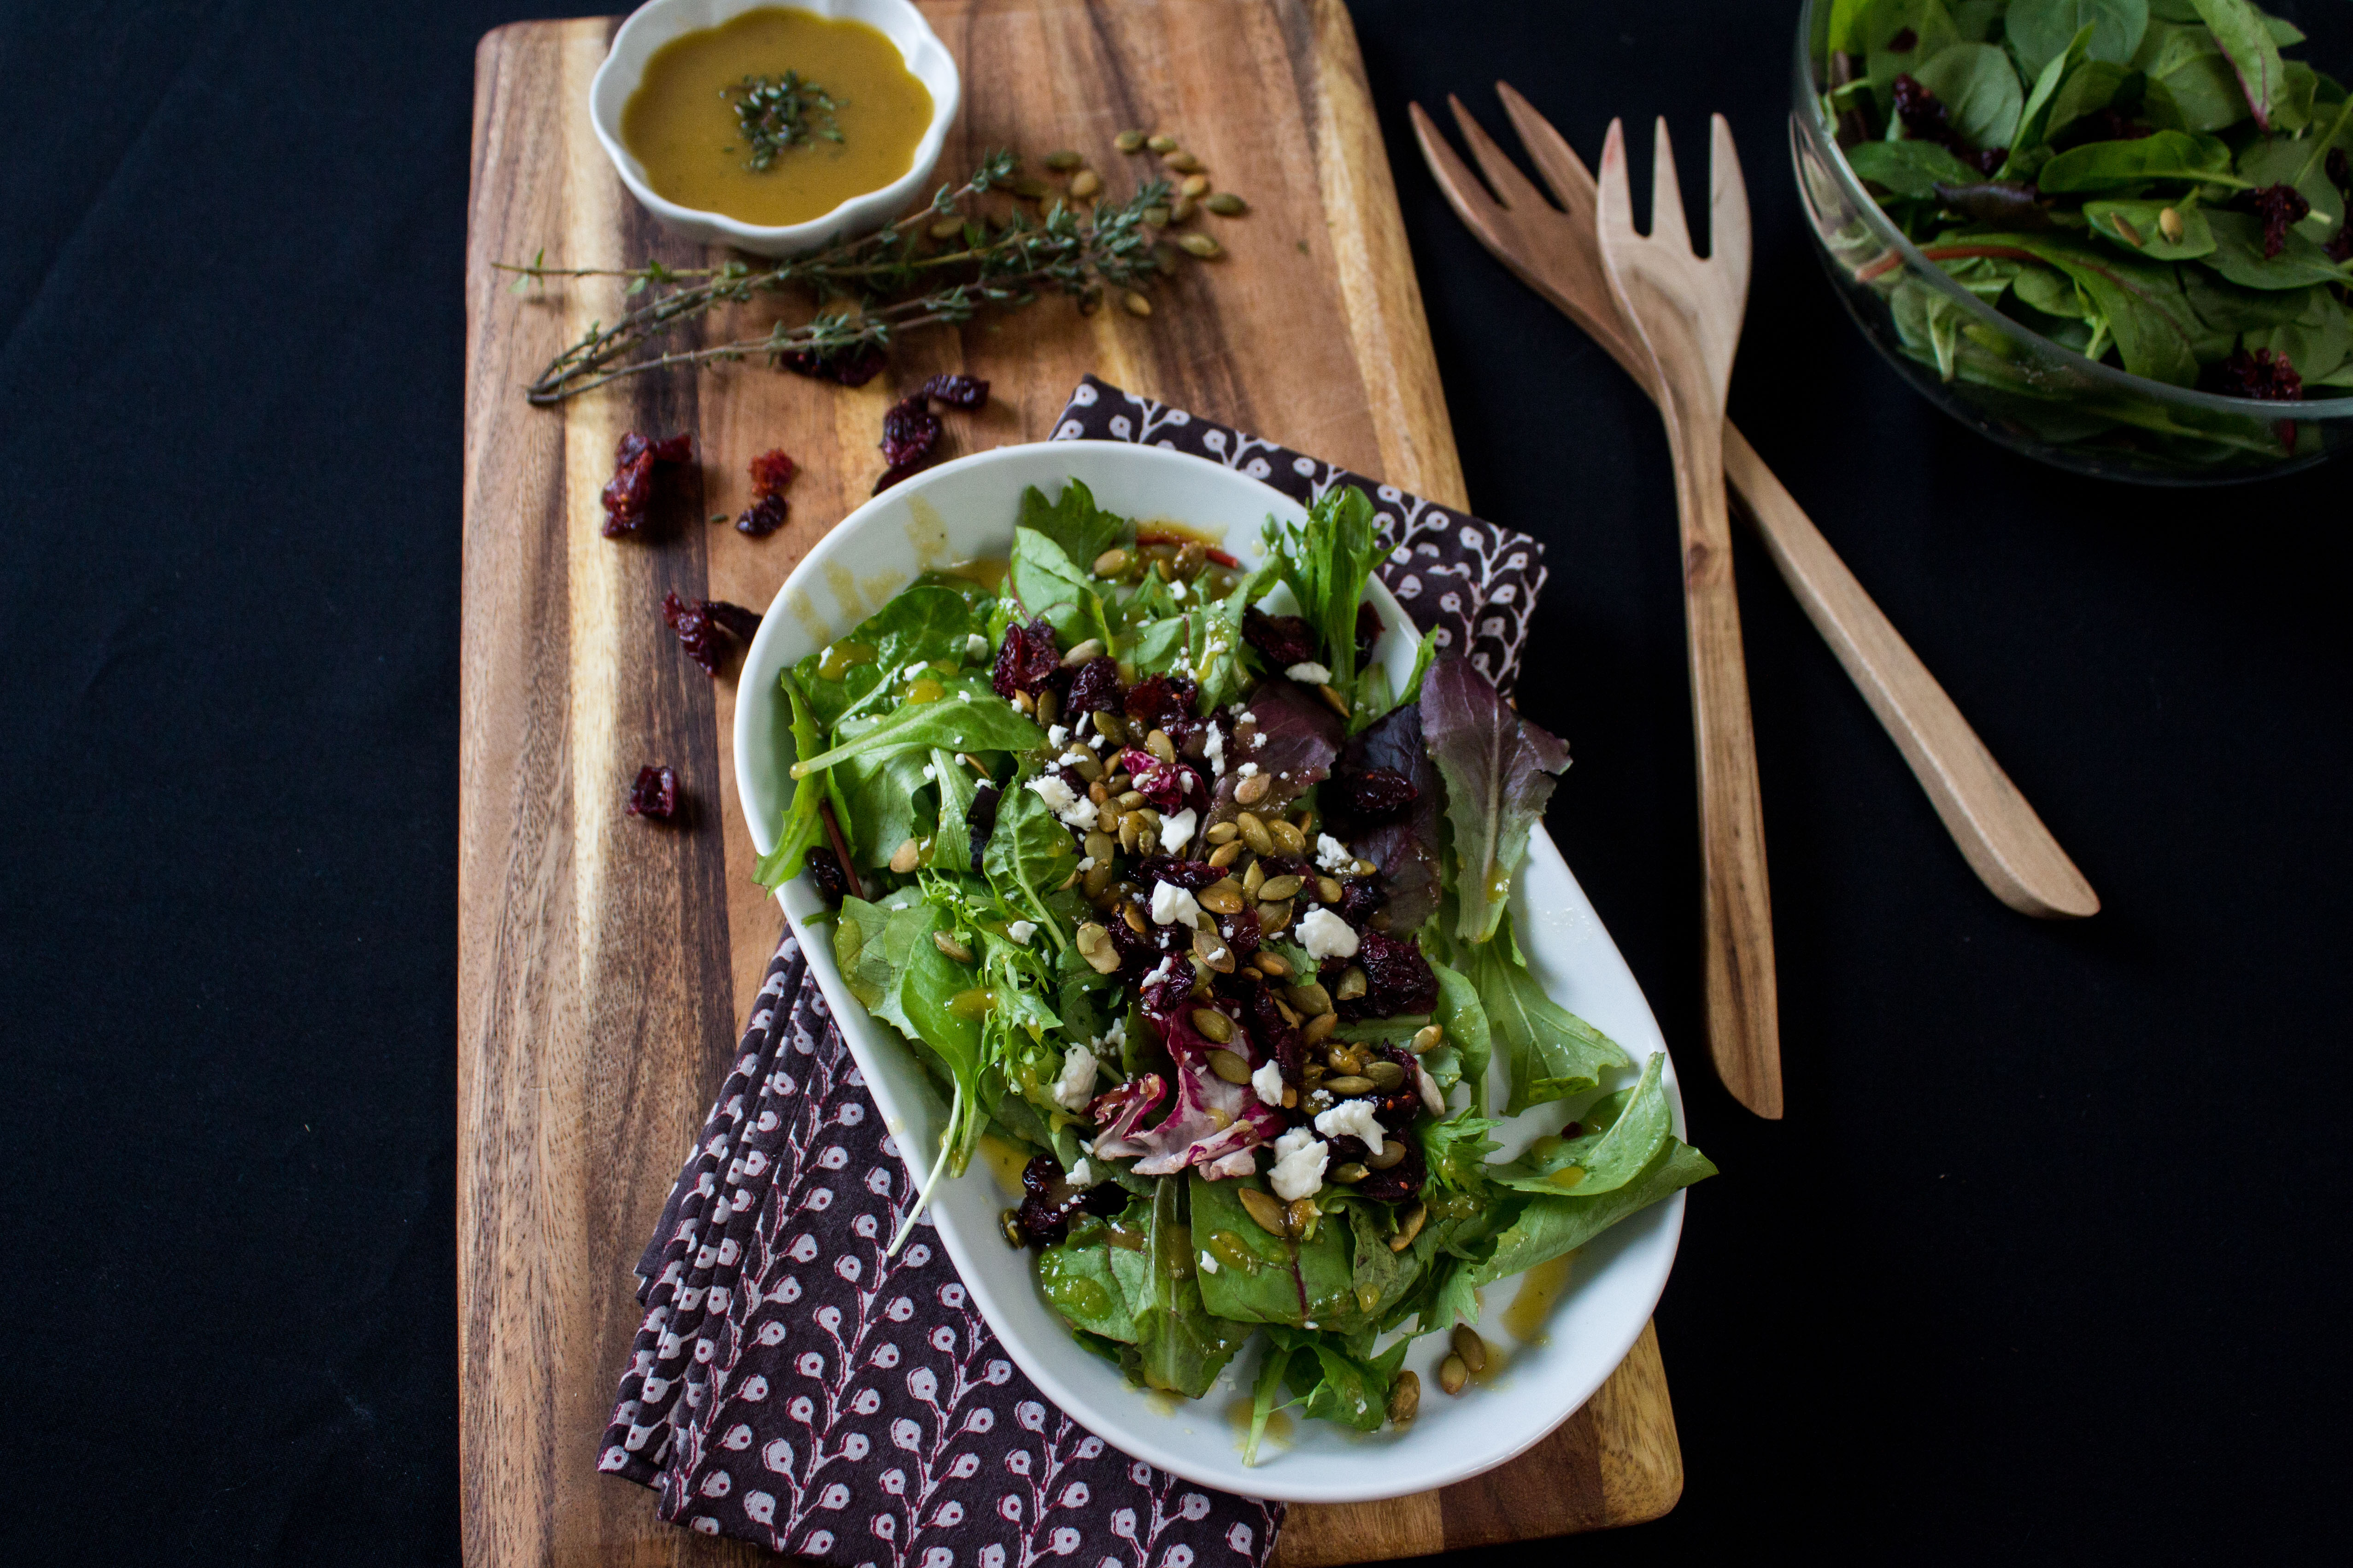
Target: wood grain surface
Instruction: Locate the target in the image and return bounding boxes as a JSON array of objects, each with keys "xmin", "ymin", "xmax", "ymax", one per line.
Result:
[{"xmin": 458, "ymin": 8, "xmax": 1681, "ymax": 1567}]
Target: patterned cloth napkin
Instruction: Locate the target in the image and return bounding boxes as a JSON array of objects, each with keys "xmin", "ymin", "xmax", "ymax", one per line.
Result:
[{"xmin": 596, "ymin": 379, "xmax": 1545, "ymax": 1564}]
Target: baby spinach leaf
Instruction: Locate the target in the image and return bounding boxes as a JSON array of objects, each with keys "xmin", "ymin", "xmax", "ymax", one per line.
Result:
[
  {"xmin": 982, "ymin": 776, "xmax": 1079, "ymax": 944},
  {"xmin": 2138, "ymin": 22, "xmax": 2254, "ymax": 132},
  {"xmin": 2187, "ymin": 0, "xmax": 2285, "ymax": 129},
  {"xmin": 2084, "ymin": 197, "xmax": 2217, "ymax": 259},
  {"xmin": 1467, "ymin": 911, "xmax": 1629, "ymax": 1114},
  {"xmin": 1420, "ymin": 655, "xmax": 1570, "ymax": 947},
  {"xmin": 1039, "ymin": 1216, "xmax": 1150, "ymax": 1343},
  {"xmin": 2204, "ymin": 210, "xmax": 2353, "ymax": 289},
  {"xmin": 834, "ymin": 747, "xmax": 940, "ymax": 870},
  {"xmin": 2006, "ymin": 0, "xmax": 2148, "ymax": 79},
  {"xmin": 1913, "ymin": 41, "xmax": 2027, "ymax": 151},
  {"xmin": 2242, "ymin": 288, "xmax": 2352, "ymax": 381},
  {"xmin": 1190, "ymin": 1173, "xmax": 1360, "ymax": 1330},
  {"xmin": 1015, "ymin": 478, "xmax": 1131, "ymax": 571},
  {"xmin": 928, "ymin": 748, "xmax": 978, "ymax": 873},
  {"xmin": 1866, "ymin": 0, "xmax": 1962, "ymax": 114},
  {"xmin": 755, "ymin": 675, "xmax": 834, "ymax": 888},
  {"xmin": 1191, "ymin": 558, "xmax": 1283, "ymax": 713},
  {"xmin": 1429, "ymin": 957, "xmax": 1493, "ymax": 1101},
  {"xmin": 2000, "ymin": 25, "xmax": 2099, "ymax": 180},
  {"xmin": 790, "ymin": 582, "xmax": 991, "ymax": 731},
  {"xmin": 1492, "ymin": 1053, "xmax": 1673, "ymax": 1198},
  {"xmin": 1848, "ymin": 137, "xmax": 1986, "ymax": 196},
  {"xmin": 2036, "ymin": 127, "xmax": 2235, "ymax": 190},
  {"xmin": 1463, "ymin": 1139, "xmax": 1719, "ymax": 1293},
  {"xmin": 2236, "ymin": 134, "xmax": 2345, "ymax": 243},
  {"xmin": 1008, "ymin": 526, "xmax": 1110, "ymax": 650},
  {"xmin": 1243, "ymin": 1338, "xmax": 1292, "ymax": 1465},
  {"xmin": 792, "ymin": 687, "xmax": 1042, "ymax": 776},
  {"xmin": 1131, "ymin": 1180, "xmax": 1250, "ymax": 1397}
]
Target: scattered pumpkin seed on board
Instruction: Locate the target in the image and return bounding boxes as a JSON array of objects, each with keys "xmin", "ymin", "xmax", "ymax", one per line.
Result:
[
  {"xmin": 1070, "ymin": 169, "xmax": 1102, "ymax": 199},
  {"xmin": 1142, "ymin": 205, "xmax": 1171, "ymax": 227},
  {"xmin": 1179, "ymin": 173, "xmax": 1209, "ymax": 197},
  {"xmin": 1122, "ymin": 290, "xmax": 1151, "ymax": 317},
  {"xmin": 1115, "ymin": 129, "xmax": 1145, "ymax": 153},
  {"xmin": 1044, "ymin": 150, "xmax": 1081, "ymax": 171},
  {"xmin": 1012, "ymin": 175, "xmax": 1050, "ymax": 199},
  {"xmin": 1205, "ymin": 193, "xmax": 1247, "ymax": 216},
  {"xmin": 1170, "ymin": 195, "xmax": 1196, "ymax": 222},
  {"xmin": 1178, "ymin": 232, "xmax": 1221, "ymax": 258},
  {"xmin": 1164, "ymin": 151, "xmax": 1202, "ymax": 173},
  {"xmin": 1146, "ymin": 133, "xmax": 1178, "ymax": 152}
]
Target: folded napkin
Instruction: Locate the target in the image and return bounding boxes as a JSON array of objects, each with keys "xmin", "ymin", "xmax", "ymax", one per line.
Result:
[{"xmin": 597, "ymin": 379, "xmax": 1545, "ymax": 1563}]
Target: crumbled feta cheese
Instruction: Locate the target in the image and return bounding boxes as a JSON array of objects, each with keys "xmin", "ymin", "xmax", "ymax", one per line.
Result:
[
  {"xmin": 1092, "ymin": 1016, "xmax": 1127, "ymax": 1054},
  {"xmin": 921, "ymin": 764, "xmax": 938, "ymax": 781},
  {"xmin": 957, "ymin": 690, "xmax": 974, "ymax": 701},
  {"xmin": 1315, "ymin": 833, "xmax": 1355, "ymax": 874},
  {"xmin": 1028, "ymin": 773, "xmax": 1098, "ymax": 831},
  {"xmin": 1048, "ymin": 724, "xmax": 1069, "ymax": 746},
  {"xmin": 1144, "ymin": 956, "xmax": 1176, "ymax": 989},
  {"xmin": 1203, "ymin": 725, "xmax": 1226, "ymax": 777},
  {"xmin": 1251, "ymin": 1058, "xmax": 1285, "ymax": 1108},
  {"xmin": 1303, "ymin": 1320, "xmax": 1318, "ymax": 1330},
  {"xmin": 1198, "ymin": 1251, "xmax": 1218, "ymax": 1274},
  {"xmin": 1170, "ymin": 579, "xmax": 1188, "ymax": 600},
  {"xmin": 1236, "ymin": 761, "xmax": 1260, "ymax": 778},
  {"xmin": 1067, "ymin": 1159, "xmax": 1098, "ymax": 1188},
  {"xmin": 1150, "ymin": 880, "xmax": 1203, "ymax": 929},
  {"xmin": 966, "ymin": 632, "xmax": 989, "ymax": 661},
  {"xmin": 1314, "ymin": 1096, "xmax": 1385, "ymax": 1156},
  {"xmin": 1077, "ymin": 856, "xmax": 1097, "ymax": 873},
  {"xmin": 1286, "ymin": 661, "xmax": 1332, "ymax": 685},
  {"xmin": 1267, "ymin": 1128, "xmax": 1328, "ymax": 1200},
  {"xmin": 1160, "ymin": 807, "xmax": 1198, "ymax": 854},
  {"xmin": 1297, "ymin": 906, "xmax": 1360, "ymax": 961},
  {"xmin": 903, "ymin": 662, "xmax": 929, "ymax": 681},
  {"xmin": 1251, "ymin": 731, "xmax": 1267, "ymax": 750},
  {"xmin": 1007, "ymin": 919, "xmax": 1037, "ymax": 945},
  {"xmin": 1052, "ymin": 1044, "xmax": 1100, "ymax": 1111}
]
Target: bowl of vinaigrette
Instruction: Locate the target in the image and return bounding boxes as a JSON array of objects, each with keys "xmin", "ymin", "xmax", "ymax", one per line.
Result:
[{"xmin": 591, "ymin": 0, "xmax": 958, "ymax": 256}]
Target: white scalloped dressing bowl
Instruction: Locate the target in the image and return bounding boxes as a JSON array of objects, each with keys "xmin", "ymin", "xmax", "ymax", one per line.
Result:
[{"xmin": 733, "ymin": 441, "xmax": 1689, "ymax": 1501}]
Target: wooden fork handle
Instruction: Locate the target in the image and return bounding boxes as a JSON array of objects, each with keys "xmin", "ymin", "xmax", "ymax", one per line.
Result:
[
  {"xmin": 1722, "ymin": 426, "xmax": 2099, "ymax": 920},
  {"xmin": 1666, "ymin": 409, "xmax": 1784, "ymax": 1120}
]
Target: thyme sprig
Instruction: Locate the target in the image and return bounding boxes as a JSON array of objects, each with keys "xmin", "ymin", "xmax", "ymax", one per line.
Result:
[
  {"xmin": 725, "ymin": 71, "xmax": 843, "ymax": 170},
  {"xmin": 499, "ymin": 152, "xmax": 1173, "ymax": 405}
]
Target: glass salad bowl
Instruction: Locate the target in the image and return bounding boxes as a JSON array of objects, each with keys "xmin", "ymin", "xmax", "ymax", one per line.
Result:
[{"xmin": 1790, "ymin": 0, "xmax": 2353, "ymax": 485}]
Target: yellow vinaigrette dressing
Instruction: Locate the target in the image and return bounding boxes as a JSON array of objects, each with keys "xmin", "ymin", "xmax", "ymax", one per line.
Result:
[{"xmin": 622, "ymin": 7, "xmax": 932, "ymax": 227}]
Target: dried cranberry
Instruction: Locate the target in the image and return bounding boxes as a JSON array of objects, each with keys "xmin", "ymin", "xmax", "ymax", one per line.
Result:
[
  {"xmin": 601, "ymin": 431, "xmax": 693, "ymax": 538},
  {"xmin": 921, "ymin": 373, "xmax": 990, "ymax": 410},
  {"xmin": 2245, "ymin": 182, "xmax": 2312, "ymax": 259},
  {"xmin": 1351, "ymin": 1135, "xmax": 1426, "ymax": 1205},
  {"xmin": 662, "ymin": 591, "xmax": 722, "ymax": 674},
  {"xmin": 706, "ymin": 600, "xmax": 763, "ymax": 642},
  {"xmin": 1335, "ymin": 877, "xmax": 1384, "ymax": 925},
  {"xmin": 1890, "ymin": 73, "xmax": 2005, "ymax": 174},
  {"xmin": 1138, "ymin": 856, "xmax": 1221, "ymax": 890},
  {"xmin": 1123, "ymin": 672, "xmax": 1198, "ymax": 731},
  {"xmin": 1064, "ymin": 656, "xmax": 1123, "ymax": 717},
  {"xmin": 880, "ymin": 393, "xmax": 943, "ymax": 468},
  {"xmin": 992, "ymin": 619, "xmax": 1062, "ymax": 698},
  {"xmin": 1354, "ymin": 602, "xmax": 1383, "ymax": 663},
  {"xmin": 965, "ymin": 783, "xmax": 1002, "ymax": 874},
  {"xmin": 2330, "ymin": 224, "xmax": 2353, "ymax": 265},
  {"xmin": 805, "ymin": 845, "xmax": 850, "ymax": 903},
  {"xmin": 1338, "ymin": 928, "xmax": 1438, "ymax": 1019},
  {"xmin": 748, "ymin": 448, "xmax": 797, "ymax": 495},
  {"xmin": 2064, "ymin": 107, "xmax": 2151, "ymax": 147},
  {"xmin": 872, "ymin": 459, "xmax": 929, "ymax": 495},
  {"xmin": 1330, "ymin": 765, "xmax": 1418, "ymax": 820},
  {"xmin": 1117, "ymin": 748, "xmax": 1198, "ymax": 810},
  {"xmin": 1242, "ymin": 607, "xmax": 1317, "ymax": 667},
  {"xmin": 2211, "ymin": 347, "xmax": 2303, "ymax": 402},
  {"xmin": 1214, "ymin": 904, "xmax": 1261, "ymax": 962},
  {"xmin": 627, "ymin": 765, "xmax": 678, "ymax": 820},
  {"xmin": 1236, "ymin": 979, "xmax": 1305, "ymax": 1083},
  {"xmin": 1886, "ymin": 24, "xmax": 1916, "ymax": 50},
  {"xmin": 737, "ymin": 491, "xmax": 790, "ymax": 537},
  {"xmin": 1138, "ymin": 954, "xmax": 1199, "ymax": 1018},
  {"xmin": 781, "ymin": 345, "xmax": 887, "ymax": 386},
  {"xmin": 647, "ymin": 433, "xmax": 693, "ymax": 465}
]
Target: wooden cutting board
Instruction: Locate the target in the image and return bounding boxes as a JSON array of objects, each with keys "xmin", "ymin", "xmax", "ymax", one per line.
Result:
[{"xmin": 458, "ymin": 6, "xmax": 1684, "ymax": 1566}]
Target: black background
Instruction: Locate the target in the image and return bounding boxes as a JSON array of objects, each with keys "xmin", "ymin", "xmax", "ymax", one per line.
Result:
[{"xmin": 3, "ymin": 0, "xmax": 2347, "ymax": 1561}]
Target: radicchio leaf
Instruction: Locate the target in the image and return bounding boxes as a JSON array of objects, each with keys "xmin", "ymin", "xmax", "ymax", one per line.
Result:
[
  {"xmin": 1205, "ymin": 680, "xmax": 1341, "ymax": 827},
  {"xmin": 1088, "ymin": 1004, "xmax": 1283, "ymax": 1177},
  {"xmin": 1420, "ymin": 656, "xmax": 1569, "ymax": 947}
]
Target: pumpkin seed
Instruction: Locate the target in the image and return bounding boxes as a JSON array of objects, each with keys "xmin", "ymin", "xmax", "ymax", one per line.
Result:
[
  {"xmin": 1364, "ymin": 1059, "xmax": 1406, "ymax": 1090},
  {"xmin": 1115, "ymin": 790, "xmax": 1146, "ymax": 813},
  {"xmin": 1409, "ymin": 1024, "xmax": 1445, "ymax": 1055},
  {"xmin": 1001, "ymin": 1208, "xmax": 1027, "ymax": 1247},
  {"xmin": 1179, "ymin": 173, "xmax": 1210, "ymax": 198},
  {"xmin": 1326, "ymin": 1042, "xmax": 1363, "ymax": 1074},
  {"xmin": 1145, "ymin": 728, "xmax": 1177, "ymax": 763},
  {"xmin": 1035, "ymin": 689, "xmax": 1060, "ymax": 728},
  {"xmin": 1269, "ymin": 819, "xmax": 1308, "ymax": 857},
  {"xmin": 1316, "ymin": 876, "xmax": 1344, "ymax": 904},
  {"xmin": 1285, "ymin": 1197, "xmax": 1319, "ymax": 1239},
  {"xmin": 1205, "ymin": 1047, "xmax": 1252, "ymax": 1085},
  {"xmin": 1207, "ymin": 840, "xmax": 1243, "ymax": 870},
  {"xmin": 2159, "ymin": 205, "xmax": 2185, "ymax": 244},
  {"xmin": 1061, "ymin": 638, "xmax": 1105, "ymax": 667},
  {"xmin": 1389, "ymin": 1202, "xmax": 1426, "ymax": 1252},
  {"xmin": 1115, "ymin": 129, "xmax": 1146, "ymax": 153},
  {"xmin": 1071, "ymin": 168, "xmax": 1103, "ymax": 199},
  {"xmin": 1205, "ymin": 192, "xmax": 1248, "ymax": 216},
  {"xmin": 1122, "ymin": 903, "xmax": 1147, "ymax": 934},
  {"xmin": 1070, "ymin": 750, "xmax": 1104, "ymax": 782},
  {"xmin": 1319, "ymin": 683, "xmax": 1351, "ymax": 720},
  {"xmin": 1178, "ymin": 232, "xmax": 1223, "ymax": 258},
  {"xmin": 1169, "ymin": 194, "xmax": 1197, "ymax": 223},
  {"xmin": 1204, "ymin": 821, "xmax": 1239, "ymax": 845},
  {"xmin": 1281, "ymin": 1085, "xmax": 1299, "ymax": 1108},
  {"xmin": 1142, "ymin": 205, "xmax": 1172, "ymax": 228},
  {"xmin": 1258, "ymin": 899, "xmax": 1293, "ymax": 934},
  {"xmin": 1146, "ymin": 133, "xmax": 1178, "ymax": 153},
  {"xmin": 1076, "ymin": 922, "xmax": 1121, "ymax": 974},
  {"xmin": 1323, "ymin": 1074, "xmax": 1375, "ymax": 1095},
  {"xmin": 1011, "ymin": 689, "xmax": 1035, "ymax": 714},
  {"xmin": 1238, "ymin": 812, "xmax": 1274, "ymax": 856},
  {"xmin": 1238, "ymin": 1185, "xmax": 1290, "ymax": 1236},
  {"xmin": 1366, "ymin": 1138, "xmax": 1407, "ymax": 1170},
  {"xmin": 1233, "ymin": 772, "xmax": 1272, "ymax": 806},
  {"xmin": 1256, "ymin": 874, "xmax": 1303, "ymax": 902},
  {"xmin": 1193, "ymin": 924, "xmax": 1236, "ymax": 972},
  {"xmin": 1241, "ymin": 859, "xmax": 1265, "ymax": 898},
  {"xmin": 1355, "ymin": 859, "xmax": 1379, "ymax": 877},
  {"xmin": 1082, "ymin": 860, "xmax": 1115, "ymax": 899},
  {"xmin": 1122, "ymin": 289, "xmax": 1151, "ymax": 317},
  {"xmin": 1093, "ymin": 710, "xmax": 1128, "ymax": 744},
  {"xmin": 1334, "ymin": 965, "xmax": 1367, "ymax": 1002},
  {"xmin": 1116, "ymin": 815, "xmax": 1139, "ymax": 854},
  {"xmin": 1302, "ymin": 1011, "xmax": 1337, "ymax": 1045},
  {"xmin": 1331, "ymin": 1162, "xmax": 1368, "ymax": 1184},
  {"xmin": 1197, "ymin": 879, "xmax": 1244, "ymax": 915},
  {"xmin": 1387, "ymin": 1370, "xmax": 1420, "ymax": 1426},
  {"xmin": 1091, "ymin": 547, "xmax": 1129, "ymax": 579},
  {"xmin": 890, "ymin": 838, "xmax": 921, "ymax": 874},
  {"xmin": 932, "ymin": 930, "xmax": 974, "ymax": 963},
  {"xmin": 1273, "ymin": 996, "xmax": 1301, "ymax": 1027},
  {"xmin": 1451, "ymin": 1324, "xmax": 1488, "ymax": 1375},
  {"xmin": 1191, "ymin": 1007, "xmax": 1235, "ymax": 1043},
  {"xmin": 1256, "ymin": 949, "xmax": 1291, "ymax": 978},
  {"xmin": 930, "ymin": 216, "xmax": 966, "ymax": 240},
  {"xmin": 1284, "ymin": 982, "xmax": 1332, "ymax": 1017},
  {"xmin": 1438, "ymin": 1353, "xmax": 1468, "ymax": 1395},
  {"xmin": 1135, "ymin": 825, "xmax": 1159, "ymax": 856},
  {"xmin": 1083, "ymin": 831, "xmax": 1116, "ymax": 864},
  {"xmin": 1013, "ymin": 175, "xmax": 1052, "ymax": 199},
  {"xmin": 1164, "ymin": 150, "xmax": 1202, "ymax": 172}
]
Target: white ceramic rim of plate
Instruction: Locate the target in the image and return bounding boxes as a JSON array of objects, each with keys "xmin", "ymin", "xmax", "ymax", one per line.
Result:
[
  {"xmin": 732, "ymin": 441, "xmax": 1686, "ymax": 1501},
  {"xmin": 590, "ymin": 0, "xmax": 961, "ymax": 257}
]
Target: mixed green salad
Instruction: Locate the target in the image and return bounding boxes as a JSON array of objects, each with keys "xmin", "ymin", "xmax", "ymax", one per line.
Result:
[
  {"xmin": 758, "ymin": 480, "xmax": 1713, "ymax": 1451},
  {"xmin": 1813, "ymin": 0, "xmax": 2353, "ymax": 456}
]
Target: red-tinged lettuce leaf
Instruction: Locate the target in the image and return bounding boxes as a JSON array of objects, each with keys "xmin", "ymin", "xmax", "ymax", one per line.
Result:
[
  {"xmin": 1206, "ymin": 680, "xmax": 1342, "ymax": 826},
  {"xmin": 1420, "ymin": 656, "xmax": 1569, "ymax": 946},
  {"xmin": 1329, "ymin": 702, "xmax": 1441, "ymax": 933}
]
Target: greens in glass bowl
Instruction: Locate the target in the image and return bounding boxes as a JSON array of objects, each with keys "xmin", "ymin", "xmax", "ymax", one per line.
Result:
[{"xmin": 1796, "ymin": 0, "xmax": 2353, "ymax": 480}]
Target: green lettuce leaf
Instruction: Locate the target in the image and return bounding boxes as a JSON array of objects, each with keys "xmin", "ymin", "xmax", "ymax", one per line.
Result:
[
  {"xmin": 1421, "ymin": 655, "xmax": 1570, "ymax": 947},
  {"xmin": 1491, "ymin": 1052, "xmax": 1673, "ymax": 1197},
  {"xmin": 1462, "ymin": 1139, "xmax": 1716, "ymax": 1293},
  {"xmin": 1016, "ymin": 478, "xmax": 1131, "ymax": 570},
  {"xmin": 1261, "ymin": 485, "xmax": 1381, "ymax": 714},
  {"xmin": 792, "ymin": 686, "xmax": 1042, "ymax": 777},
  {"xmin": 1468, "ymin": 909, "xmax": 1628, "ymax": 1114}
]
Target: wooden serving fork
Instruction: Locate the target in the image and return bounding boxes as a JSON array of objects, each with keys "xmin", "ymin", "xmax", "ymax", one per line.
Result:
[
  {"xmin": 1590, "ymin": 116, "xmax": 1782, "ymax": 1118},
  {"xmin": 1410, "ymin": 86, "xmax": 2097, "ymax": 926}
]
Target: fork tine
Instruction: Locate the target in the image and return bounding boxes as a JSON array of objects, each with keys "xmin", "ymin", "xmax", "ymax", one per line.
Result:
[
  {"xmin": 1594, "ymin": 117, "xmax": 1635, "ymax": 241},
  {"xmin": 1410, "ymin": 100, "xmax": 1511, "ymax": 228},
  {"xmin": 1647, "ymin": 116, "xmax": 1692, "ymax": 252},
  {"xmin": 1496, "ymin": 82, "xmax": 1597, "ymax": 217},
  {"xmin": 1446, "ymin": 94, "xmax": 1553, "ymax": 215},
  {"xmin": 1708, "ymin": 113, "xmax": 1753, "ymax": 295}
]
